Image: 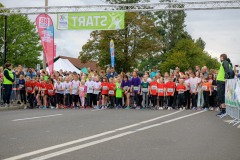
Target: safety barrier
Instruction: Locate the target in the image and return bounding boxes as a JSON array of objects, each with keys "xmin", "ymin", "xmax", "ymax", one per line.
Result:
[{"xmin": 224, "ymin": 79, "xmax": 240, "ymax": 126}]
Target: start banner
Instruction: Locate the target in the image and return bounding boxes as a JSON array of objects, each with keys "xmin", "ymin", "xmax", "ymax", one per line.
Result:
[{"xmin": 57, "ymin": 11, "xmax": 125, "ymax": 30}]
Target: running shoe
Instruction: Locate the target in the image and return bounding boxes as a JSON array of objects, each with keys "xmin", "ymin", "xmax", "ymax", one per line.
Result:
[
  {"xmin": 51, "ymin": 106, "xmax": 55, "ymax": 109},
  {"xmin": 215, "ymin": 107, "xmax": 220, "ymax": 111},
  {"xmin": 56, "ymin": 106, "xmax": 59, "ymax": 109},
  {"xmin": 192, "ymin": 107, "xmax": 196, "ymax": 110},
  {"xmin": 183, "ymin": 107, "xmax": 186, "ymax": 110},
  {"xmin": 42, "ymin": 106, "xmax": 46, "ymax": 109},
  {"xmin": 146, "ymin": 107, "xmax": 150, "ymax": 109},
  {"xmin": 151, "ymin": 107, "xmax": 155, "ymax": 110},
  {"xmin": 94, "ymin": 106, "xmax": 99, "ymax": 109},
  {"xmin": 116, "ymin": 106, "xmax": 119, "ymax": 109},
  {"xmin": 80, "ymin": 106, "xmax": 85, "ymax": 109},
  {"xmin": 216, "ymin": 111, "xmax": 223, "ymax": 116},
  {"xmin": 125, "ymin": 106, "xmax": 130, "ymax": 109},
  {"xmin": 90, "ymin": 106, "xmax": 94, "ymax": 109},
  {"xmin": 142, "ymin": 107, "xmax": 145, "ymax": 110},
  {"xmin": 204, "ymin": 108, "xmax": 208, "ymax": 111},
  {"xmin": 159, "ymin": 107, "xmax": 163, "ymax": 110},
  {"xmin": 168, "ymin": 107, "xmax": 171, "ymax": 110},
  {"xmin": 64, "ymin": 106, "xmax": 67, "ymax": 109},
  {"xmin": 180, "ymin": 108, "xmax": 183, "ymax": 111},
  {"xmin": 86, "ymin": 106, "xmax": 89, "ymax": 109},
  {"xmin": 135, "ymin": 106, "xmax": 140, "ymax": 109},
  {"xmin": 120, "ymin": 106, "xmax": 123, "ymax": 109},
  {"xmin": 105, "ymin": 106, "xmax": 108, "ymax": 109}
]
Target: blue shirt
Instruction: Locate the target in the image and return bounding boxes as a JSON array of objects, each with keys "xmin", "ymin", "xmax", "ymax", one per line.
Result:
[
  {"xmin": 19, "ymin": 79, "xmax": 25, "ymax": 90},
  {"xmin": 107, "ymin": 71, "xmax": 118, "ymax": 80},
  {"xmin": 150, "ymin": 71, "xmax": 158, "ymax": 79},
  {"xmin": 26, "ymin": 71, "xmax": 36, "ymax": 80}
]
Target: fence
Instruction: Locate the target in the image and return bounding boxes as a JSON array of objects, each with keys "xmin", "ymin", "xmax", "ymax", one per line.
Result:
[{"xmin": 224, "ymin": 79, "xmax": 240, "ymax": 126}]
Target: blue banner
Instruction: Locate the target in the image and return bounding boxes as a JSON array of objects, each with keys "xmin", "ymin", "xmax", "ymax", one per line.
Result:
[{"xmin": 110, "ymin": 39, "xmax": 115, "ymax": 67}]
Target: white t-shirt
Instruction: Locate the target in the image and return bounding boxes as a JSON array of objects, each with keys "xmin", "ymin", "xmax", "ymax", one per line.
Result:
[
  {"xmin": 85, "ymin": 80, "xmax": 95, "ymax": 93},
  {"xmin": 147, "ymin": 78, "xmax": 152, "ymax": 83},
  {"xmin": 93, "ymin": 81, "xmax": 101, "ymax": 94},
  {"xmin": 71, "ymin": 80, "xmax": 80, "ymax": 95},
  {"xmin": 54, "ymin": 83, "xmax": 64, "ymax": 94},
  {"xmin": 63, "ymin": 81, "xmax": 71, "ymax": 95},
  {"xmin": 185, "ymin": 79, "xmax": 190, "ymax": 90},
  {"xmin": 189, "ymin": 77, "xmax": 199, "ymax": 93}
]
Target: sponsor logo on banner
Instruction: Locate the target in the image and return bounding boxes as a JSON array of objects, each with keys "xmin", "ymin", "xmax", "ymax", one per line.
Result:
[
  {"xmin": 58, "ymin": 14, "xmax": 68, "ymax": 29},
  {"xmin": 57, "ymin": 11, "xmax": 125, "ymax": 30}
]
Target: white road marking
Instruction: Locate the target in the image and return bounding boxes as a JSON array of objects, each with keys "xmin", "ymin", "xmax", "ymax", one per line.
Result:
[
  {"xmin": 4, "ymin": 111, "xmax": 181, "ymax": 160},
  {"xmin": 12, "ymin": 114, "xmax": 63, "ymax": 122},
  {"xmin": 31, "ymin": 111, "xmax": 206, "ymax": 160}
]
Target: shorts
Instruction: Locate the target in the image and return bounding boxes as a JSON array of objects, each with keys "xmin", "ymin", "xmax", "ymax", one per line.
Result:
[
  {"xmin": 102, "ymin": 94, "xmax": 108, "ymax": 97},
  {"xmin": 35, "ymin": 91, "xmax": 39, "ymax": 95},
  {"xmin": 217, "ymin": 81, "xmax": 225, "ymax": 104}
]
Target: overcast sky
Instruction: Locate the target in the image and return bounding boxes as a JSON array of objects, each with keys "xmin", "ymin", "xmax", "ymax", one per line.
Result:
[{"xmin": 2, "ymin": 0, "xmax": 240, "ymax": 67}]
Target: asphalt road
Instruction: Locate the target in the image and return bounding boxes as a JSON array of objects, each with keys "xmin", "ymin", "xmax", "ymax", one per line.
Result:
[{"xmin": 0, "ymin": 109, "xmax": 240, "ymax": 160}]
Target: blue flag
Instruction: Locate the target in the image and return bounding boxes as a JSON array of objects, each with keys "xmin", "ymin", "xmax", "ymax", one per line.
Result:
[{"xmin": 110, "ymin": 39, "xmax": 115, "ymax": 67}]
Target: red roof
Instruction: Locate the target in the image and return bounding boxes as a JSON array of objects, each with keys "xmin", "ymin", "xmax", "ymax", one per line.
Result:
[{"xmin": 55, "ymin": 56, "xmax": 101, "ymax": 71}]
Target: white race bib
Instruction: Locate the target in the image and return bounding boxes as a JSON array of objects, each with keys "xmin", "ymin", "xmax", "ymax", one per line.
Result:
[
  {"xmin": 48, "ymin": 90, "xmax": 53, "ymax": 93},
  {"xmin": 214, "ymin": 87, "xmax": 217, "ymax": 91},
  {"xmin": 191, "ymin": 84, "xmax": 196, "ymax": 89},
  {"xmin": 79, "ymin": 87, "xmax": 84, "ymax": 92},
  {"xmin": 158, "ymin": 89, "xmax": 164, "ymax": 93},
  {"xmin": 142, "ymin": 88, "xmax": 148, "ymax": 92},
  {"xmin": 124, "ymin": 86, "xmax": 128, "ymax": 90},
  {"xmin": 72, "ymin": 87, "xmax": 78, "ymax": 92},
  {"xmin": 134, "ymin": 87, "xmax": 138, "ymax": 91},
  {"xmin": 202, "ymin": 86, "xmax": 207, "ymax": 91},
  {"xmin": 168, "ymin": 88, "xmax": 173, "ymax": 92},
  {"xmin": 151, "ymin": 86, "xmax": 157, "ymax": 90},
  {"xmin": 94, "ymin": 89, "xmax": 99, "ymax": 94},
  {"xmin": 179, "ymin": 91, "xmax": 184, "ymax": 94},
  {"xmin": 87, "ymin": 87, "xmax": 93, "ymax": 91},
  {"xmin": 117, "ymin": 86, "xmax": 121, "ymax": 89},
  {"xmin": 27, "ymin": 87, "xmax": 32, "ymax": 91},
  {"xmin": 19, "ymin": 84, "xmax": 24, "ymax": 88},
  {"xmin": 66, "ymin": 88, "xmax": 70, "ymax": 93},
  {"xmin": 35, "ymin": 86, "xmax": 38, "ymax": 90},
  {"xmin": 103, "ymin": 86, "xmax": 108, "ymax": 90},
  {"xmin": 109, "ymin": 90, "xmax": 114, "ymax": 94}
]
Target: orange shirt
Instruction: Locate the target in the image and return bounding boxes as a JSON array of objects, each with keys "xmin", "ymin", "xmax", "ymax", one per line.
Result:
[
  {"xmin": 101, "ymin": 82, "xmax": 109, "ymax": 94},
  {"xmin": 165, "ymin": 82, "xmax": 175, "ymax": 96},
  {"xmin": 201, "ymin": 83, "xmax": 211, "ymax": 91},
  {"xmin": 45, "ymin": 84, "xmax": 55, "ymax": 96},
  {"xmin": 157, "ymin": 83, "xmax": 165, "ymax": 96},
  {"xmin": 150, "ymin": 81, "xmax": 158, "ymax": 95},
  {"xmin": 108, "ymin": 83, "xmax": 116, "ymax": 96},
  {"xmin": 25, "ymin": 81, "xmax": 34, "ymax": 93},
  {"xmin": 176, "ymin": 85, "xmax": 186, "ymax": 94}
]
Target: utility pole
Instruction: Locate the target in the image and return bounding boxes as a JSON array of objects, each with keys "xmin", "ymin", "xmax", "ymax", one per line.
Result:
[
  {"xmin": 3, "ymin": 16, "xmax": 7, "ymax": 68},
  {"xmin": 43, "ymin": 0, "xmax": 48, "ymax": 70}
]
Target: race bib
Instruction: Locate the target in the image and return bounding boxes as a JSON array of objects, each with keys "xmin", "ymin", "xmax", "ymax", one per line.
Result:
[
  {"xmin": 27, "ymin": 87, "xmax": 32, "ymax": 91},
  {"xmin": 109, "ymin": 90, "xmax": 114, "ymax": 94},
  {"xmin": 191, "ymin": 84, "xmax": 196, "ymax": 89},
  {"xmin": 35, "ymin": 86, "xmax": 38, "ymax": 90},
  {"xmin": 168, "ymin": 88, "xmax": 173, "ymax": 92},
  {"xmin": 202, "ymin": 86, "xmax": 207, "ymax": 91},
  {"xmin": 117, "ymin": 86, "xmax": 121, "ymax": 89},
  {"xmin": 87, "ymin": 87, "xmax": 93, "ymax": 91},
  {"xmin": 151, "ymin": 86, "xmax": 157, "ymax": 90},
  {"xmin": 214, "ymin": 87, "xmax": 217, "ymax": 91},
  {"xmin": 124, "ymin": 86, "xmax": 128, "ymax": 90},
  {"xmin": 142, "ymin": 88, "xmax": 148, "ymax": 92},
  {"xmin": 134, "ymin": 87, "xmax": 138, "ymax": 91},
  {"xmin": 103, "ymin": 86, "xmax": 108, "ymax": 90},
  {"xmin": 66, "ymin": 88, "xmax": 70, "ymax": 93},
  {"xmin": 158, "ymin": 89, "xmax": 164, "ymax": 93},
  {"xmin": 48, "ymin": 90, "xmax": 53, "ymax": 93},
  {"xmin": 79, "ymin": 87, "xmax": 84, "ymax": 92},
  {"xmin": 19, "ymin": 84, "xmax": 24, "ymax": 88},
  {"xmin": 179, "ymin": 91, "xmax": 184, "ymax": 94},
  {"xmin": 94, "ymin": 89, "xmax": 99, "ymax": 94}
]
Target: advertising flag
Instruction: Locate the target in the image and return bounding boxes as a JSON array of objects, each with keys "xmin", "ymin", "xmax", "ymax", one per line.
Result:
[
  {"xmin": 54, "ymin": 45, "xmax": 56, "ymax": 57},
  {"xmin": 36, "ymin": 14, "xmax": 54, "ymax": 75},
  {"xmin": 57, "ymin": 11, "xmax": 125, "ymax": 30},
  {"xmin": 110, "ymin": 39, "xmax": 115, "ymax": 67}
]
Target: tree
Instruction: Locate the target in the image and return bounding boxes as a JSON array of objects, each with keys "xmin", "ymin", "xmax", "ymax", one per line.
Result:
[
  {"xmin": 0, "ymin": 3, "xmax": 43, "ymax": 67},
  {"xmin": 159, "ymin": 38, "xmax": 220, "ymax": 73},
  {"xmin": 79, "ymin": 11, "xmax": 163, "ymax": 73}
]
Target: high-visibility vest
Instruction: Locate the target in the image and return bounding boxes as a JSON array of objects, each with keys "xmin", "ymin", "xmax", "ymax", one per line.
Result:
[{"xmin": 3, "ymin": 69, "xmax": 14, "ymax": 85}]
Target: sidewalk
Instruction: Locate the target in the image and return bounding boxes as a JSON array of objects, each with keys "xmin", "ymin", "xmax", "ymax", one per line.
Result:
[{"xmin": 0, "ymin": 103, "xmax": 24, "ymax": 111}]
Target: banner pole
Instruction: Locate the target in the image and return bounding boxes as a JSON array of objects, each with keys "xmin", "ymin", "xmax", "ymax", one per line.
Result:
[
  {"xmin": 43, "ymin": 0, "xmax": 48, "ymax": 70},
  {"xmin": 3, "ymin": 16, "xmax": 7, "ymax": 69}
]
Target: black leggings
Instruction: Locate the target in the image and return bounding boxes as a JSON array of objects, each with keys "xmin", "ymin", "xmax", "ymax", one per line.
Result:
[
  {"xmin": 134, "ymin": 93, "xmax": 141, "ymax": 106},
  {"xmin": 27, "ymin": 93, "xmax": 34, "ymax": 108},
  {"xmin": 49, "ymin": 95, "xmax": 55, "ymax": 106},
  {"xmin": 203, "ymin": 91, "xmax": 210, "ymax": 108},
  {"xmin": 87, "ymin": 93, "xmax": 93, "ymax": 107},
  {"xmin": 178, "ymin": 93, "xmax": 185, "ymax": 107},
  {"xmin": 20, "ymin": 90, "xmax": 26, "ymax": 104},
  {"xmin": 167, "ymin": 96, "xmax": 174, "ymax": 107},
  {"xmin": 55, "ymin": 93, "xmax": 63, "ymax": 105},
  {"xmin": 159, "ymin": 96, "xmax": 164, "ymax": 107},
  {"xmin": 185, "ymin": 90, "xmax": 191, "ymax": 109},
  {"xmin": 65, "ymin": 94, "xmax": 72, "ymax": 106},
  {"xmin": 110, "ymin": 96, "xmax": 115, "ymax": 107},
  {"xmin": 191, "ymin": 93, "xmax": 198, "ymax": 107},
  {"xmin": 152, "ymin": 95, "xmax": 157, "ymax": 107}
]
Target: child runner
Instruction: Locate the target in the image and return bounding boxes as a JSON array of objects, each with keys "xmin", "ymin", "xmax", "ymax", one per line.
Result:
[
  {"xmin": 141, "ymin": 75, "xmax": 150, "ymax": 109},
  {"xmin": 32, "ymin": 77, "xmax": 39, "ymax": 108},
  {"xmin": 199, "ymin": 77, "xmax": 212, "ymax": 111},
  {"xmin": 54, "ymin": 78, "xmax": 64, "ymax": 109},
  {"xmin": 208, "ymin": 73, "xmax": 214, "ymax": 110},
  {"xmin": 38, "ymin": 77, "xmax": 46, "ymax": 109},
  {"xmin": 164, "ymin": 72, "xmax": 169, "ymax": 84},
  {"xmin": 196, "ymin": 72, "xmax": 204, "ymax": 110},
  {"xmin": 100, "ymin": 76, "xmax": 109, "ymax": 109},
  {"xmin": 70, "ymin": 75, "xmax": 80, "ymax": 109},
  {"xmin": 165, "ymin": 76, "xmax": 175, "ymax": 110},
  {"xmin": 184, "ymin": 73, "xmax": 191, "ymax": 109},
  {"xmin": 150, "ymin": 76, "xmax": 158, "ymax": 110},
  {"xmin": 173, "ymin": 74, "xmax": 180, "ymax": 109},
  {"xmin": 212, "ymin": 73, "xmax": 219, "ymax": 111},
  {"xmin": 18, "ymin": 75, "xmax": 26, "ymax": 107},
  {"xmin": 121, "ymin": 75, "xmax": 131, "ymax": 109},
  {"xmin": 63, "ymin": 76, "xmax": 72, "ymax": 109},
  {"xmin": 25, "ymin": 76, "xmax": 34, "ymax": 109},
  {"xmin": 131, "ymin": 71, "xmax": 141, "ymax": 109},
  {"xmin": 158, "ymin": 77, "xmax": 165, "ymax": 110},
  {"xmin": 45, "ymin": 79, "xmax": 55, "ymax": 109},
  {"xmin": 79, "ymin": 79, "xmax": 87, "ymax": 109},
  {"xmin": 93, "ymin": 76, "xmax": 101, "ymax": 109},
  {"xmin": 176, "ymin": 79, "xmax": 187, "ymax": 110},
  {"xmin": 85, "ymin": 75, "xmax": 94, "ymax": 109},
  {"xmin": 189, "ymin": 71, "xmax": 199, "ymax": 110},
  {"xmin": 108, "ymin": 78, "xmax": 116, "ymax": 109},
  {"xmin": 115, "ymin": 77, "xmax": 123, "ymax": 109}
]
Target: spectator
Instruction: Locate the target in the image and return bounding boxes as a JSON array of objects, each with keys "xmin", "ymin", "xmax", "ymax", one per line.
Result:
[
  {"xmin": 26, "ymin": 67, "xmax": 36, "ymax": 80},
  {"xmin": 195, "ymin": 65, "xmax": 201, "ymax": 72},
  {"xmin": 150, "ymin": 66, "xmax": 158, "ymax": 79},
  {"xmin": 202, "ymin": 66, "xmax": 209, "ymax": 77},
  {"xmin": 175, "ymin": 66, "xmax": 184, "ymax": 76},
  {"xmin": 3, "ymin": 63, "xmax": 15, "ymax": 107},
  {"xmin": 234, "ymin": 65, "xmax": 240, "ymax": 79},
  {"xmin": 107, "ymin": 67, "xmax": 118, "ymax": 80}
]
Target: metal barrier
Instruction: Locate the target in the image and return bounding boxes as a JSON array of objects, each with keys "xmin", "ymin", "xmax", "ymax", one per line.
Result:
[{"xmin": 224, "ymin": 79, "xmax": 240, "ymax": 126}]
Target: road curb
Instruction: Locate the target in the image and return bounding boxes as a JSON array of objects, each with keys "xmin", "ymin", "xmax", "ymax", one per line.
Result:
[{"xmin": 0, "ymin": 105, "xmax": 24, "ymax": 111}]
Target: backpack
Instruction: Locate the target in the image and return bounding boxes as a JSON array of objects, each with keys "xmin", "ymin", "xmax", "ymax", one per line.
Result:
[{"xmin": 226, "ymin": 60, "xmax": 234, "ymax": 79}]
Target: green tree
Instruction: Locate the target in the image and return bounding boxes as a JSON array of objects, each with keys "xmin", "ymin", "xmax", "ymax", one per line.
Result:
[
  {"xmin": 159, "ymin": 38, "xmax": 220, "ymax": 73},
  {"xmin": 0, "ymin": 3, "xmax": 42, "ymax": 67},
  {"xmin": 79, "ymin": 12, "xmax": 162, "ymax": 73}
]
